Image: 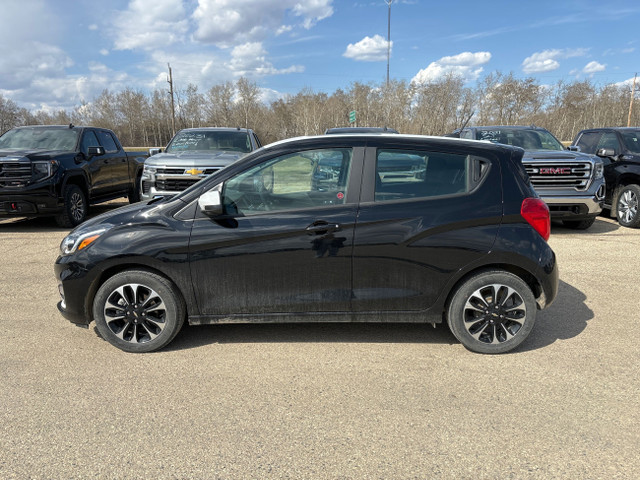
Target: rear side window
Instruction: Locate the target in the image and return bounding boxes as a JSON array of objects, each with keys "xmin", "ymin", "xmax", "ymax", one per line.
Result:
[{"xmin": 374, "ymin": 149, "xmax": 488, "ymax": 202}]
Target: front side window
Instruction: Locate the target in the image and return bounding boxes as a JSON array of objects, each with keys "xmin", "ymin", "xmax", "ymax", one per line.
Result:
[
  {"xmin": 80, "ymin": 131, "xmax": 100, "ymax": 156},
  {"xmin": 621, "ymin": 130, "xmax": 640, "ymax": 154},
  {"xmin": 596, "ymin": 132, "xmax": 621, "ymax": 153},
  {"xmin": 96, "ymin": 130, "xmax": 119, "ymax": 152},
  {"xmin": 223, "ymin": 148, "xmax": 352, "ymax": 215},
  {"xmin": 375, "ymin": 149, "xmax": 484, "ymax": 202},
  {"xmin": 575, "ymin": 131, "xmax": 602, "ymax": 154}
]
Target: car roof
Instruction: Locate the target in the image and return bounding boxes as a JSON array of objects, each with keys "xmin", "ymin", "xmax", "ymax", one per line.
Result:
[
  {"xmin": 325, "ymin": 127, "xmax": 399, "ymax": 134},
  {"xmin": 579, "ymin": 127, "xmax": 640, "ymax": 132},
  {"xmin": 470, "ymin": 125, "xmax": 550, "ymax": 132},
  {"xmin": 177, "ymin": 127, "xmax": 252, "ymax": 133}
]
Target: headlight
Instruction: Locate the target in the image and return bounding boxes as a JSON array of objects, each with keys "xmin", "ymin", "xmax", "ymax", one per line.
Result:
[
  {"xmin": 143, "ymin": 165, "xmax": 157, "ymax": 175},
  {"xmin": 32, "ymin": 160, "xmax": 58, "ymax": 183},
  {"xmin": 60, "ymin": 224, "xmax": 113, "ymax": 255},
  {"xmin": 594, "ymin": 161, "xmax": 604, "ymax": 180}
]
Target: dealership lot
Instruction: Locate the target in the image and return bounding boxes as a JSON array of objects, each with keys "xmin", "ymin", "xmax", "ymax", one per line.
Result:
[{"xmin": 1, "ymin": 204, "xmax": 638, "ymax": 479}]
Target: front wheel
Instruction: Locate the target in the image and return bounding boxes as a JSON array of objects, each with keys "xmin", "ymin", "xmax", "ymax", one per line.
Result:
[
  {"xmin": 128, "ymin": 175, "xmax": 142, "ymax": 204},
  {"xmin": 93, "ymin": 270, "xmax": 186, "ymax": 353},
  {"xmin": 447, "ymin": 270, "xmax": 537, "ymax": 354},
  {"xmin": 55, "ymin": 184, "xmax": 87, "ymax": 228},
  {"xmin": 616, "ymin": 184, "xmax": 640, "ymax": 228}
]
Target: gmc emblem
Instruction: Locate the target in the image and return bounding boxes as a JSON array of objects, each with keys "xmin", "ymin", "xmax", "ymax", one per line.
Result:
[{"xmin": 538, "ymin": 167, "xmax": 571, "ymax": 175}]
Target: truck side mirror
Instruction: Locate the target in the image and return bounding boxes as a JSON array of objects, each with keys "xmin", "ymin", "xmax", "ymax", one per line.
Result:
[
  {"xmin": 596, "ymin": 148, "xmax": 616, "ymax": 158},
  {"xmin": 567, "ymin": 145, "xmax": 580, "ymax": 152},
  {"xmin": 87, "ymin": 146, "xmax": 105, "ymax": 157},
  {"xmin": 149, "ymin": 148, "xmax": 162, "ymax": 156},
  {"xmin": 198, "ymin": 190, "xmax": 223, "ymax": 216}
]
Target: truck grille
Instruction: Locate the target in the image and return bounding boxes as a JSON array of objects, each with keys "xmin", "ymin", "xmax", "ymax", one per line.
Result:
[
  {"xmin": 156, "ymin": 178, "xmax": 201, "ymax": 191},
  {"xmin": 524, "ymin": 162, "xmax": 592, "ymax": 190},
  {"xmin": 0, "ymin": 160, "xmax": 32, "ymax": 188},
  {"xmin": 156, "ymin": 167, "xmax": 221, "ymax": 175}
]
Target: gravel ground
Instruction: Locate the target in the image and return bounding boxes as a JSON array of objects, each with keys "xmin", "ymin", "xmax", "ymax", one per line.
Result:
[{"xmin": 0, "ymin": 205, "xmax": 638, "ymax": 479}]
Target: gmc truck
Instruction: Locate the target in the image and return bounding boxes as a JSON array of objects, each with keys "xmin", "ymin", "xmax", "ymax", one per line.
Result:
[
  {"xmin": 0, "ymin": 125, "xmax": 145, "ymax": 227},
  {"xmin": 572, "ymin": 127, "xmax": 640, "ymax": 228},
  {"xmin": 141, "ymin": 127, "xmax": 261, "ymax": 201},
  {"xmin": 447, "ymin": 125, "xmax": 605, "ymax": 229}
]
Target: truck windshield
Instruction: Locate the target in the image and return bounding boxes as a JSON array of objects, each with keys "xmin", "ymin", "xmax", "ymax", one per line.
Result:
[
  {"xmin": 0, "ymin": 128, "xmax": 79, "ymax": 151},
  {"xmin": 476, "ymin": 128, "xmax": 564, "ymax": 151},
  {"xmin": 621, "ymin": 130, "xmax": 640, "ymax": 154},
  {"xmin": 166, "ymin": 130, "xmax": 251, "ymax": 153}
]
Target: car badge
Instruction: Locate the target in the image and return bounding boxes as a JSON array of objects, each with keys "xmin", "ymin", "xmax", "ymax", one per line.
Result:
[{"xmin": 185, "ymin": 168, "xmax": 204, "ymax": 176}]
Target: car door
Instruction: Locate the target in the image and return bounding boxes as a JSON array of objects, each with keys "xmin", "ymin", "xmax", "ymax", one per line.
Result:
[
  {"xmin": 189, "ymin": 146, "xmax": 364, "ymax": 316},
  {"xmin": 95, "ymin": 129, "xmax": 130, "ymax": 194},
  {"xmin": 351, "ymin": 144, "xmax": 502, "ymax": 312},
  {"xmin": 80, "ymin": 129, "xmax": 112, "ymax": 198}
]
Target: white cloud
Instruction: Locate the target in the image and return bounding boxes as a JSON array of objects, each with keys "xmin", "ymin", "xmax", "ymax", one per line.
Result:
[
  {"xmin": 88, "ymin": 24, "xmax": 98, "ymax": 31},
  {"xmin": 583, "ymin": 61, "xmax": 606, "ymax": 74},
  {"xmin": 112, "ymin": 0, "xmax": 190, "ymax": 50},
  {"xmin": 100, "ymin": 49, "xmax": 109, "ymax": 56},
  {"xmin": 411, "ymin": 51, "xmax": 491, "ymax": 84},
  {"xmin": 615, "ymin": 77, "xmax": 638, "ymax": 88},
  {"xmin": 192, "ymin": 0, "xmax": 333, "ymax": 47},
  {"xmin": 226, "ymin": 42, "xmax": 304, "ymax": 77},
  {"xmin": 343, "ymin": 35, "xmax": 391, "ymax": 62},
  {"xmin": 522, "ymin": 48, "xmax": 589, "ymax": 74}
]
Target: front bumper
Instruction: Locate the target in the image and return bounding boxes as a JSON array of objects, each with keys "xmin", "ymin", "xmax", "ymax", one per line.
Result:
[
  {"xmin": 0, "ymin": 187, "xmax": 60, "ymax": 217},
  {"xmin": 539, "ymin": 181, "xmax": 605, "ymax": 219},
  {"xmin": 54, "ymin": 256, "xmax": 97, "ymax": 326}
]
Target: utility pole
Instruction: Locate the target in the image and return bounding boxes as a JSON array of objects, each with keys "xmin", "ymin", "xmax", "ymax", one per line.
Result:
[
  {"xmin": 385, "ymin": 0, "xmax": 393, "ymax": 88},
  {"xmin": 627, "ymin": 73, "xmax": 637, "ymax": 127},
  {"xmin": 167, "ymin": 63, "xmax": 176, "ymax": 136}
]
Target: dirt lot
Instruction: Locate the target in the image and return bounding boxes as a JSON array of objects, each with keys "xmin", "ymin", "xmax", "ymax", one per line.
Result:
[{"xmin": 0, "ymin": 204, "xmax": 639, "ymax": 479}]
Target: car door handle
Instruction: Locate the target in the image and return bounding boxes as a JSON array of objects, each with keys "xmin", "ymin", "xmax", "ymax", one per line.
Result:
[{"xmin": 306, "ymin": 222, "xmax": 341, "ymax": 234}]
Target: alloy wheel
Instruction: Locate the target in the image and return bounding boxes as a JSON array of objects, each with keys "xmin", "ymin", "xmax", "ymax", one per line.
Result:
[{"xmin": 618, "ymin": 189, "xmax": 638, "ymax": 224}]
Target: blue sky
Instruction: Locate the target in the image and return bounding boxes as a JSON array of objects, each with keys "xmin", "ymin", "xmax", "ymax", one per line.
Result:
[{"xmin": 1, "ymin": 0, "xmax": 638, "ymax": 111}]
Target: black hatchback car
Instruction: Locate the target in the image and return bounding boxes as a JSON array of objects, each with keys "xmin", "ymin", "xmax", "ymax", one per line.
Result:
[{"xmin": 55, "ymin": 134, "xmax": 558, "ymax": 354}]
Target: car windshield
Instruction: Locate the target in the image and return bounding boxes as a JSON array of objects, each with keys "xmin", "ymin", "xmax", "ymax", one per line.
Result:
[
  {"xmin": 621, "ymin": 130, "xmax": 640, "ymax": 154},
  {"xmin": 0, "ymin": 128, "xmax": 79, "ymax": 151},
  {"xmin": 166, "ymin": 130, "xmax": 251, "ymax": 153},
  {"xmin": 476, "ymin": 128, "xmax": 564, "ymax": 151}
]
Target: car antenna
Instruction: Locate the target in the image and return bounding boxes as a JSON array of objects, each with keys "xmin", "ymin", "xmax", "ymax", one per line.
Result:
[
  {"xmin": 458, "ymin": 111, "xmax": 474, "ymax": 131},
  {"xmin": 68, "ymin": 123, "xmax": 74, "ymax": 129}
]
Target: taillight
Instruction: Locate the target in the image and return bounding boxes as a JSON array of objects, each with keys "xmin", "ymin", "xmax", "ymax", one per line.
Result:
[{"xmin": 521, "ymin": 198, "xmax": 550, "ymax": 241}]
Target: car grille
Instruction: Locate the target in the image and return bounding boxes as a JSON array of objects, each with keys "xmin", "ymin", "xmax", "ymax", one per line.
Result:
[
  {"xmin": 0, "ymin": 160, "xmax": 32, "ymax": 188},
  {"xmin": 155, "ymin": 167, "xmax": 221, "ymax": 175},
  {"xmin": 524, "ymin": 162, "xmax": 592, "ymax": 190},
  {"xmin": 155, "ymin": 178, "xmax": 201, "ymax": 191}
]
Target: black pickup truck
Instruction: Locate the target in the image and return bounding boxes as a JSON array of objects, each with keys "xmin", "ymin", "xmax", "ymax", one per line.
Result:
[
  {"xmin": 0, "ymin": 125, "xmax": 145, "ymax": 227},
  {"xmin": 572, "ymin": 127, "xmax": 640, "ymax": 228}
]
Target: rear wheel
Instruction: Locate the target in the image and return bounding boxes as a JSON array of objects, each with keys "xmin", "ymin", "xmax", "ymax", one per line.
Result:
[
  {"xmin": 447, "ymin": 270, "xmax": 537, "ymax": 354},
  {"xmin": 616, "ymin": 184, "xmax": 640, "ymax": 228},
  {"xmin": 93, "ymin": 270, "xmax": 185, "ymax": 353},
  {"xmin": 562, "ymin": 217, "xmax": 596, "ymax": 230},
  {"xmin": 55, "ymin": 184, "xmax": 87, "ymax": 228}
]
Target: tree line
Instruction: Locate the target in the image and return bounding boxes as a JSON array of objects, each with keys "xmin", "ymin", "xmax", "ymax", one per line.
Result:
[{"xmin": 1, "ymin": 72, "xmax": 637, "ymax": 146}]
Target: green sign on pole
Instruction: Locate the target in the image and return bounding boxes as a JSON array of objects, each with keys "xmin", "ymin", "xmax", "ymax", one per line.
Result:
[{"xmin": 348, "ymin": 110, "xmax": 356, "ymax": 124}]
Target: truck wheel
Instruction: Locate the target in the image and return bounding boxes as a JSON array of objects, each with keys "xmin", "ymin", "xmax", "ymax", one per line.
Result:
[
  {"xmin": 562, "ymin": 217, "xmax": 596, "ymax": 230},
  {"xmin": 616, "ymin": 184, "xmax": 640, "ymax": 228},
  {"xmin": 447, "ymin": 270, "xmax": 537, "ymax": 354},
  {"xmin": 93, "ymin": 269, "xmax": 186, "ymax": 353},
  {"xmin": 55, "ymin": 184, "xmax": 87, "ymax": 228}
]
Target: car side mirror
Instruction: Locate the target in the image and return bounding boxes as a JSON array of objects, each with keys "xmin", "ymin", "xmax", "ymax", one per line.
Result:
[
  {"xmin": 198, "ymin": 190, "xmax": 223, "ymax": 216},
  {"xmin": 87, "ymin": 146, "xmax": 105, "ymax": 157},
  {"xmin": 596, "ymin": 148, "xmax": 616, "ymax": 158},
  {"xmin": 149, "ymin": 148, "xmax": 162, "ymax": 156},
  {"xmin": 567, "ymin": 145, "xmax": 580, "ymax": 152}
]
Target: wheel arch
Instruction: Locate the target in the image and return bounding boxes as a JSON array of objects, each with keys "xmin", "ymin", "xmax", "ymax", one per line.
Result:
[
  {"xmin": 60, "ymin": 172, "xmax": 90, "ymax": 201},
  {"xmin": 85, "ymin": 263, "xmax": 190, "ymax": 323}
]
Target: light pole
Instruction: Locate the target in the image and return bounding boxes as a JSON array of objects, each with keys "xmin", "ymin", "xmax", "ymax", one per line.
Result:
[{"xmin": 385, "ymin": 0, "xmax": 393, "ymax": 88}]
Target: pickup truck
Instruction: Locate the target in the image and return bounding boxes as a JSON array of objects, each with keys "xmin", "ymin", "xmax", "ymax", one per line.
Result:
[
  {"xmin": 446, "ymin": 125, "xmax": 605, "ymax": 229},
  {"xmin": 572, "ymin": 127, "xmax": 640, "ymax": 227},
  {"xmin": 141, "ymin": 127, "xmax": 261, "ymax": 201},
  {"xmin": 0, "ymin": 125, "xmax": 145, "ymax": 227}
]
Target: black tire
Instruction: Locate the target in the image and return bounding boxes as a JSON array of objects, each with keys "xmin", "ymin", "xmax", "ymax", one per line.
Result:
[
  {"xmin": 447, "ymin": 270, "xmax": 537, "ymax": 354},
  {"xmin": 615, "ymin": 184, "xmax": 640, "ymax": 228},
  {"xmin": 562, "ymin": 217, "xmax": 596, "ymax": 230},
  {"xmin": 93, "ymin": 270, "xmax": 186, "ymax": 353},
  {"xmin": 55, "ymin": 184, "xmax": 87, "ymax": 228},
  {"xmin": 128, "ymin": 175, "xmax": 142, "ymax": 204}
]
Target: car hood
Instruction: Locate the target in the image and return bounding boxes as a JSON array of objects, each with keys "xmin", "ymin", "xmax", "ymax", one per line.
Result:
[
  {"xmin": 0, "ymin": 149, "xmax": 69, "ymax": 159},
  {"xmin": 146, "ymin": 150, "xmax": 245, "ymax": 167},
  {"xmin": 523, "ymin": 150, "xmax": 594, "ymax": 162},
  {"xmin": 73, "ymin": 197, "xmax": 177, "ymax": 232}
]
